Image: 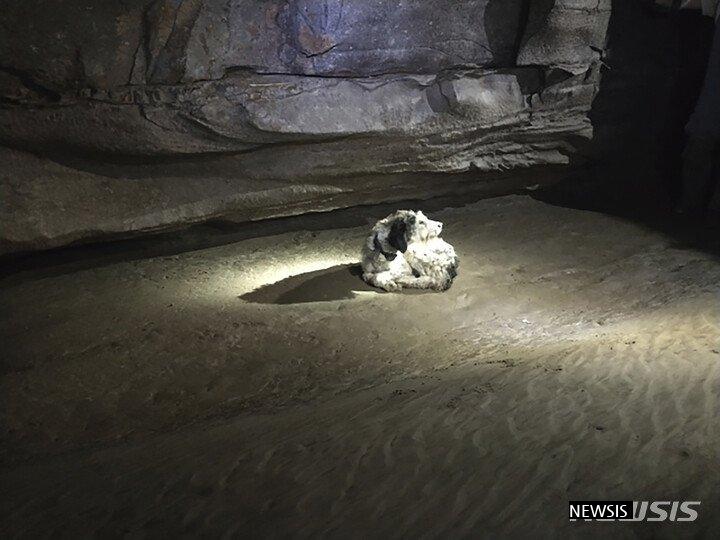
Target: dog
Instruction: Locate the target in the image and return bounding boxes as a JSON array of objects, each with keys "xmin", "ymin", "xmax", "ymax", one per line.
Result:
[{"xmin": 361, "ymin": 210, "xmax": 459, "ymax": 292}]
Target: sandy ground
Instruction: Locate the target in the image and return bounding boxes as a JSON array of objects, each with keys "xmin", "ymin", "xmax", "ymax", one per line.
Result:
[{"xmin": 1, "ymin": 195, "xmax": 719, "ymax": 538}]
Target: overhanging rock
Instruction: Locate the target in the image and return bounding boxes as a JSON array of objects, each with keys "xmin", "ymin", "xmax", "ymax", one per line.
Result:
[{"xmin": 0, "ymin": 0, "xmax": 611, "ymax": 255}]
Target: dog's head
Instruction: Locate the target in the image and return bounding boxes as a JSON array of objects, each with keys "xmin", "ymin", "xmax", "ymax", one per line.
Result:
[
  {"xmin": 408, "ymin": 210, "xmax": 443, "ymax": 242},
  {"xmin": 378, "ymin": 210, "xmax": 443, "ymax": 255}
]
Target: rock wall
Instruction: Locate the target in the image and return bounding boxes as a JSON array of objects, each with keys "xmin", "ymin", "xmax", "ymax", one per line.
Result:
[{"xmin": 0, "ymin": 0, "xmax": 611, "ymax": 255}]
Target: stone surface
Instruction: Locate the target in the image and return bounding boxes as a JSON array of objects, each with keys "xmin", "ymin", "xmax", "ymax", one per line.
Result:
[
  {"xmin": 517, "ymin": 0, "xmax": 611, "ymax": 69},
  {"xmin": 0, "ymin": 0, "xmax": 525, "ymax": 89},
  {"xmin": 0, "ymin": 146, "xmax": 564, "ymax": 255},
  {"xmin": 0, "ymin": 0, "xmax": 612, "ymax": 254}
]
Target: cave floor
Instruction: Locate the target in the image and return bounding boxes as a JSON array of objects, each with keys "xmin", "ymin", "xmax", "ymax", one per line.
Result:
[{"xmin": 1, "ymin": 195, "xmax": 719, "ymax": 538}]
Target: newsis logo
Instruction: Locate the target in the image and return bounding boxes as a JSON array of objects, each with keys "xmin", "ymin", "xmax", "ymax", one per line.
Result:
[{"xmin": 569, "ymin": 501, "xmax": 700, "ymax": 522}]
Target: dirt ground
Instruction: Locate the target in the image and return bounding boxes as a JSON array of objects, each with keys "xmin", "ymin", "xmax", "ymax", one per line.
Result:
[{"xmin": 1, "ymin": 195, "xmax": 719, "ymax": 538}]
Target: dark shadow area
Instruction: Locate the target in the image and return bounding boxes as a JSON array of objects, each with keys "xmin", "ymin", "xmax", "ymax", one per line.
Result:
[
  {"xmin": 534, "ymin": 182, "xmax": 720, "ymax": 257},
  {"xmin": 533, "ymin": 0, "xmax": 720, "ymax": 258},
  {"xmin": 241, "ymin": 264, "xmax": 374, "ymax": 304},
  {"xmin": 483, "ymin": 0, "xmax": 537, "ymax": 66},
  {"xmin": 240, "ymin": 264, "xmax": 433, "ymax": 304},
  {"xmin": 586, "ymin": 0, "xmax": 714, "ymax": 210}
]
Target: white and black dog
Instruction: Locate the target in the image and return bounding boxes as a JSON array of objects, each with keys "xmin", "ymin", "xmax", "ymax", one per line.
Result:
[{"xmin": 361, "ymin": 210, "xmax": 459, "ymax": 292}]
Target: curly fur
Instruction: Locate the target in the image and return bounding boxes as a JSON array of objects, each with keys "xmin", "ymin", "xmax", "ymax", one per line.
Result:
[{"xmin": 361, "ymin": 210, "xmax": 459, "ymax": 292}]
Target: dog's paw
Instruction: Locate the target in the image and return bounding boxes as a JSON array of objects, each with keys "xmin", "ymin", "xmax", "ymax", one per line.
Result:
[
  {"xmin": 382, "ymin": 281, "xmax": 402, "ymax": 292},
  {"xmin": 433, "ymin": 278, "xmax": 454, "ymax": 292}
]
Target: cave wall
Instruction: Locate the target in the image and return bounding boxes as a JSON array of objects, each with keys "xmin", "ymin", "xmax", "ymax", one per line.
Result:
[
  {"xmin": 590, "ymin": 1, "xmax": 716, "ymax": 209},
  {"xmin": 0, "ymin": 0, "xmax": 611, "ymax": 255},
  {"xmin": 537, "ymin": 0, "xmax": 717, "ymax": 214}
]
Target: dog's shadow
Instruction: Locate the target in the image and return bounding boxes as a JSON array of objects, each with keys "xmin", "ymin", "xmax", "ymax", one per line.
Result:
[
  {"xmin": 240, "ymin": 264, "xmax": 430, "ymax": 304},
  {"xmin": 241, "ymin": 264, "xmax": 374, "ymax": 304}
]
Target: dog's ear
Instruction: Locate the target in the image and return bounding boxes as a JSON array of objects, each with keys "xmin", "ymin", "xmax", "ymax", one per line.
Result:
[
  {"xmin": 387, "ymin": 219, "xmax": 408, "ymax": 253},
  {"xmin": 374, "ymin": 234, "xmax": 397, "ymax": 260}
]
